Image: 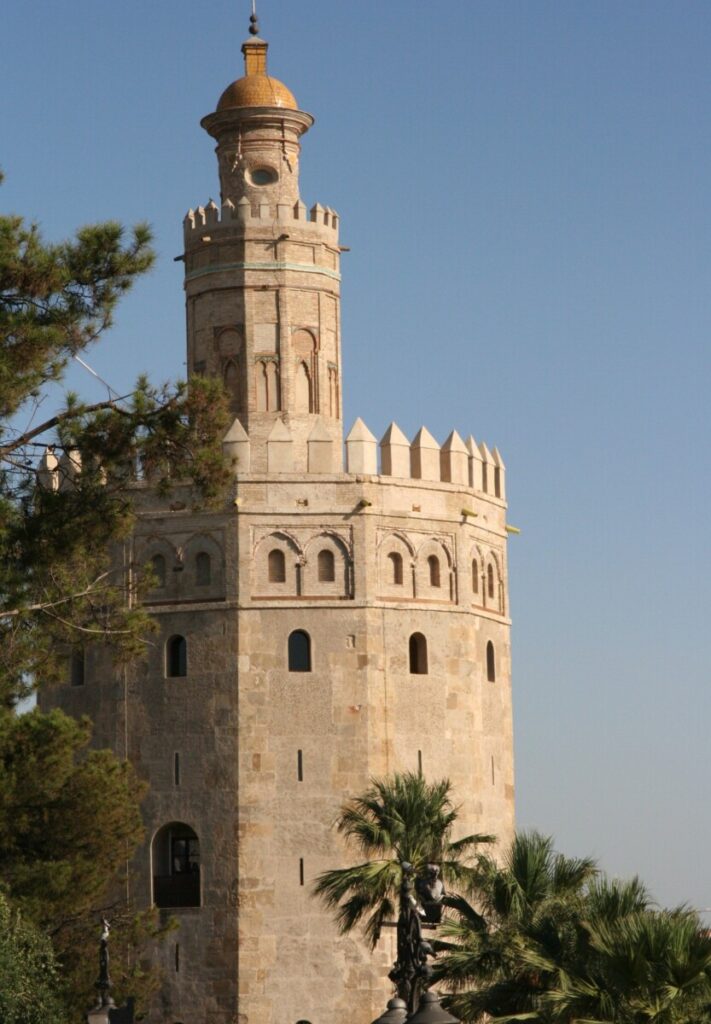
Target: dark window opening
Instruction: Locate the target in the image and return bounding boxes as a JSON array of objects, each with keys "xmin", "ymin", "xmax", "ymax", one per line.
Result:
[
  {"xmin": 175, "ymin": 943, "xmax": 180, "ymax": 973},
  {"xmin": 486, "ymin": 641, "xmax": 496, "ymax": 683},
  {"xmin": 472, "ymin": 559, "xmax": 479, "ymax": 595},
  {"xmin": 268, "ymin": 548, "xmax": 286, "ymax": 583},
  {"xmin": 166, "ymin": 635, "xmax": 187, "ymax": 678},
  {"xmin": 427, "ymin": 555, "xmax": 441, "ymax": 588},
  {"xmin": 195, "ymin": 552, "xmax": 211, "ymax": 586},
  {"xmin": 152, "ymin": 823, "xmax": 200, "ymax": 908},
  {"xmin": 317, "ymin": 549, "xmax": 335, "ymax": 582},
  {"xmin": 297, "ymin": 749, "xmax": 303, "ymax": 782},
  {"xmin": 70, "ymin": 648, "xmax": 85, "ymax": 687},
  {"xmin": 487, "ymin": 564, "xmax": 495, "ymax": 599},
  {"xmin": 299, "ymin": 857, "xmax": 305, "ymax": 886},
  {"xmin": 288, "ymin": 630, "xmax": 312, "ymax": 673},
  {"xmin": 174, "ymin": 752, "xmax": 180, "ymax": 787},
  {"xmin": 494, "ymin": 466, "xmax": 501, "ymax": 498},
  {"xmin": 409, "ymin": 633, "xmax": 428, "ymax": 675},
  {"xmin": 417, "ymin": 750, "xmax": 423, "ymax": 775},
  {"xmin": 388, "ymin": 551, "xmax": 403, "ymax": 585}
]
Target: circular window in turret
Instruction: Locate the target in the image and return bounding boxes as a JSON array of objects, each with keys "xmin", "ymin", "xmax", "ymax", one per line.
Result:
[{"xmin": 248, "ymin": 166, "xmax": 279, "ymax": 186}]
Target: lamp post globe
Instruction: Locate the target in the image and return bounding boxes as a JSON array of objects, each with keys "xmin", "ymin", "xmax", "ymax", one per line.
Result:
[
  {"xmin": 370, "ymin": 997, "xmax": 409, "ymax": 1024},
  {"xmin": 405, "ymin": 991, "xmax": 460, "ymax": 1024}
]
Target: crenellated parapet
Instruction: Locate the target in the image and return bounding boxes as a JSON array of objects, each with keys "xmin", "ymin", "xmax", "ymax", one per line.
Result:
[
  {"xmin": 220, "ymin": 415, "xmax": 505, "ymax": 499},
  {"xmin": 183, "ymin": 198, "xmax": 340, "ymax": 248},
  {"xmin": 346, "ymin": 420, "xmax": 506, "ymax": 499}
]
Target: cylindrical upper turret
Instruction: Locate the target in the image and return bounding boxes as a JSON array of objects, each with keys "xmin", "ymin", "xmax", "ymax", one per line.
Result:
[
  {"xmin": 185, "ymin": 21, "xmax": 343, "ymax": 474},
  {"xmin": 200, "ymin": 36, "xmax": 313, "ymax": 209}
]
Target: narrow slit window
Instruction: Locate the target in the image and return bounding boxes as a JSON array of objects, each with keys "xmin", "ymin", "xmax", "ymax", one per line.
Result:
[
  {"xmin": 297, "ymin": 749, "xmax": 303, "ymax": 782},
  {"xmin": 317, "ymin": 549, "xmax": 335, "ymax": 582},
  {"xmin": 472, "ymin": 559, "xmax": 479, "ymax": 595},
  {"xmin": 487, "ymin": 564, "xmax": 495, "ymax": 599},
  {"xmin": 166, "ymin": 635, "xmax": 187, "ymax": 678},
  {"xmin": 388, "ymin": 551, "xmax": 403, "ymax": 585},
  {"xmin": 268, "ymin": 549, "xmax": 286, "ymax": 583},
  {"xmin": 175, "ymin": 943, "xmax": 180, "ymax": 973},
  {"xmin": 491, "ymin": 755, "xmax": 495, "ymax": 785},
  {"xmin": 195, "ymin": 552, "xmax": 211, "ymax": 586},
  {"xmin": 417, "ymin": 750, "xmax": 423, "ymax": 775},
  {"xmin": 409, "ymin": 633, "xmax": 428, "ymax": 675},
  {"xmin": 288, "ymin": 630, "xmax": 311, "ymax": 673},
  {"xmin": 174, "ymin": 752, "xmax": 180, "ymax": 787},
  {"xmin": 428, "ymin": 555, "xmax": 441, "ymax": 588},
  {"xmin": 299, "ymin": 857, "xmax": 305, "ymax": 886},
  {"xmin": 486, "ymin": 640, "xmax": 496, "ymax": 683}
]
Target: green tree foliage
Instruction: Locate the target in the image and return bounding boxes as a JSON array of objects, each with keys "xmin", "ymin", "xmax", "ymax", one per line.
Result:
[
  {"xmin": 0, "ymin": 892, "xmax": 63, "ymax": 1024},
  {"xmin": 0, "ymin": 189, "xmax": 231, "ymax": 1018},
  {"xmin": 434, "ymin": 831, "xmax": 711, "ymax": 1024},
  {"xmin": 313, "ymin": 772, "xmax": 493, "ymax": 948},
  {"xmin": 0, "ymin": 197, "xmax": 231, "ymax": 706}
]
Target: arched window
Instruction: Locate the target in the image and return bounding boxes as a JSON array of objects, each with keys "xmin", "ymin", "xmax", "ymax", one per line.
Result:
[
  {"xmin": 487, "ymin": 564, "xmax": 495, "ymax": 599},
  {"xmin": 224, "ymin": 360, "xmax": 239, "ymax": 414},
  {"xmin": 152, "ymin": 822, "xmax": 200, "ymax": 908},
  {"xmin": 317, "ymin": 549, "xmax": 335, "ymax": 582},
  {"xmin": 70, "ymin": 648, "xmax": 85, "ymax": 686},
  {"xmin": 268, "ymin": 549, "xmax": 286, "ymax": 583},
  {"xmin": 294, "ymin": 361, "xmax": 312, "ymax": 413},
  {"xmin": 428, "ymin": 555, "xmax": 440, "ymax": 588},
  {"xmin": 166, "ymin": 635, "xmax": 187, "ymax": 678},
  {"xmin": 288, "ymin": 630, "xmax": 311, "ymax": 672},
  {"xmin": 409, "ymin": 633, "xmax": 428, "ymax": 675},
  {"xmin": 256, "ymin": 361, "xmax": 268, "ymax": 411},
  {"xmin": 486, "ymin": 640, "xmax": 496, "ymax": 682},
  {"xmin": 472, "ymin": 559, "xmax": 479, "ymax": 595},
  {"xmin": 151, "ymin": 553, "xmax": 166, "ymax": 589},
  {"xmin": 388, "ymin": 552, "xmax": 403, "ymax": 586},
  {"xmin": 195, "ymin": 552, "xmax": 211, "ymax": 586}
]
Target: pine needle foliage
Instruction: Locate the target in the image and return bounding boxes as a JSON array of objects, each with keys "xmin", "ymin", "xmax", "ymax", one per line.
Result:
[{"xmin": 0, "ymin": 181, "xmax": 232, "ymax": 1019}]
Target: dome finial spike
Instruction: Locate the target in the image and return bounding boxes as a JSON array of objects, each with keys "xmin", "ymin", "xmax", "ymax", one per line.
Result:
[{"xmin": 249, "ymin": 0, "xmax": 260, "ymax": 36}]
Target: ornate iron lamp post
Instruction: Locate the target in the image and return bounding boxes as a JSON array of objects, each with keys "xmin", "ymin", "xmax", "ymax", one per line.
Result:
[{"xmin": 373, "ymin": 862, "xmax": 460, "ymax": 1024}]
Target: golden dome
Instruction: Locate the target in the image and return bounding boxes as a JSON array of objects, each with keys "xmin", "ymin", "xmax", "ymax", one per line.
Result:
[{"xmin": 216, "ymin": 74, "xmax": 298, "ymax": 112}]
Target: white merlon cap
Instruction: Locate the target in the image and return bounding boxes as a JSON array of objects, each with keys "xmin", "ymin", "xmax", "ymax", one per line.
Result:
[
  {"xmin": 346, "ymin": 418, "xmax": 377, "ymax": 475},
  {"xmin": 411, "ymin": 426, "xmax": 440, "ymax": 481},
  {"xmin": 380, "ymin": 422, "xmax": 410, "ymax": 478}
]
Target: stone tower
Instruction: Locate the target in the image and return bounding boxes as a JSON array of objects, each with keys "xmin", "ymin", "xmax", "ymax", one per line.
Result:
[{"xmin": 42, "ymin": 17, "xmax": 515, "ymax": 1024}]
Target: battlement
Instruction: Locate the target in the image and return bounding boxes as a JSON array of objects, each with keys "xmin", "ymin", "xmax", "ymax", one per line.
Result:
[
  {"xmin": 345, "ymin": 420, "xmax": 506, "ymax": 500},
  {"xmin": 221, "ymin": 417, "xmax": 506, "ymax": 499},
  {"xmin": 183, "ymin": 198, "xmax": 340, "ymax": 246}
]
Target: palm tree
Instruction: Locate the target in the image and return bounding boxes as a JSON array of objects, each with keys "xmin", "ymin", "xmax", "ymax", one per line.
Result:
[
  {"xmin": 544, "ymin": 903, "xmax": 711, "ymax": 1024},
  {"xmin": 433, "ymin": 831, "xmax": 598, "ymax": 1023},
  {"xmin": 313, "ymin": 772, "xmax": 494, "ymax": 948},
  {"xmin": 436, "ymin": 834, "xmax": 711, "ymax": 1024}
]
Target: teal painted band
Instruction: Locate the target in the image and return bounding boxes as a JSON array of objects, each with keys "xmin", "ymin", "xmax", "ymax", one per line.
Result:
[{"xmin": 185, "ymin": 261, "xmax": 341, "ymax": 282}]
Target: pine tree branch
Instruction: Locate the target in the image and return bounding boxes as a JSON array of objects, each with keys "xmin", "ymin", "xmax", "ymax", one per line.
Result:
[{"xmin": 0, "ymin": 573, "xmax": 112, "ymax": 619}]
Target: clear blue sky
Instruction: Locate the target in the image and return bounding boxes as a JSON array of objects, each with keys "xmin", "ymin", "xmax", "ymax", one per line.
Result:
[{"xmin": 4, "ymin": 1, "xmax": 711, "ymax": 914}]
